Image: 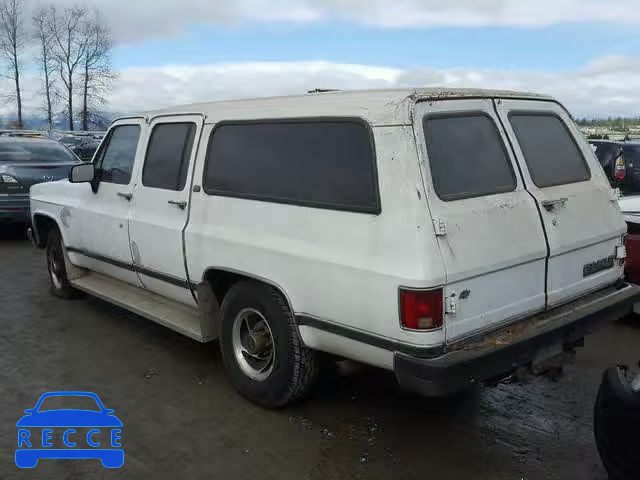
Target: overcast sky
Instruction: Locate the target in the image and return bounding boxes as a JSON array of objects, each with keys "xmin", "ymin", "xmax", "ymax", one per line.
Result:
[{"xmin": 6, "ymin": 0, "xmax": 640, "ymax": 118}]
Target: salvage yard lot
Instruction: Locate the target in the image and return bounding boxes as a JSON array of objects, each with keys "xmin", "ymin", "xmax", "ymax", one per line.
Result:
[{"xmin": 1, "ymin": 227, "xmax": 638, "ymax": 480}]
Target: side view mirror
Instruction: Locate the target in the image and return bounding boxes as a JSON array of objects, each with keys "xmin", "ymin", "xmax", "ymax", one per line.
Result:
[
  {"xmin": 69, "ymin": 163, "xmax": 95, "ymax": 183},
  {"xmin": 23, "ymin": 409, "xmax": 33, "ymax": 414}
]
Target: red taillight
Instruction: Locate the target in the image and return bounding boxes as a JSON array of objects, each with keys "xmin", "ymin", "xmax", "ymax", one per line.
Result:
[
  {"xmin": 614, "ymin": 157, "xmax": 626, "ymax": 181},
  {"xmin": 625, "ymin": 234, "xmax": 640, "ymax": 284},
  {"xmin": 399, "ymin": 288, "xmax": 443, "ymax": 331}
]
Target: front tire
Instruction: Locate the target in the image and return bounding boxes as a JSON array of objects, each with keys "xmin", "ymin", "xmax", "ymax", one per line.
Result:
[
  {"xmin": 46, "ymin": 228, "xmax": 78, "ymax": 299},
  {"xmin": 219, "ymin": 281, "xmax": 319, "ymax": 408}
]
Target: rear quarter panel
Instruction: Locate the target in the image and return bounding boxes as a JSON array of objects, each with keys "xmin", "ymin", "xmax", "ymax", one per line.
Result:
[{"xmin": 185, "ymin": 124, "xmax": 447, "ymax": 347}]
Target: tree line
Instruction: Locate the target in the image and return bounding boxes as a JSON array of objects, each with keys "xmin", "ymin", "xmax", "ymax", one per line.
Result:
[
  {"xmin": 0, "ymin": 0, "xmax": 113, "ymax": 131},
  {"xmin": 575, "ymin": 116, "xmax": 640, "ymax": 130}
]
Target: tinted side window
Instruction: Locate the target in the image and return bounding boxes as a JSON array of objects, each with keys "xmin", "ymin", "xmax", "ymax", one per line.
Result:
[
  {"xmin": 97, "ymin": 125, "xmax": 141, "ymax": 185},
  {"xmin": 509, "ymin": 114, "xmax": 590, "ymax": 188},
  {"xmin": 203, "ymin": 120, "xmax": 379, "ymax": 213},
  {"xmin": 142, "ymin": 123, "xmax": 196, "ymax": 190},
  {"xmin": 423, "ymin": 114, "xmax": 516, "ymax": 201}
]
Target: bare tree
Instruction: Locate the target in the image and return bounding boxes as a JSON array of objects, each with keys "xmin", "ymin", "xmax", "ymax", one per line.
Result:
[
  {"xmin": 47, "ymin": 6, "xmax": 89, "ymax": 131},
  {"xmin": 0, "ymin": 0, "xmax": 24, "ymax": 128},
  {"xmin": 79, "ymin": 10, "xmax": 114, "ymax": 131},
  {"xmin": 32, "ymin": 6, "xmax": 56, "ymax": 129}
]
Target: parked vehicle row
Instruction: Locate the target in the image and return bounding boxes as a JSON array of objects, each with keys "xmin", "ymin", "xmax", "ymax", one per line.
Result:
[
  {"xmin": 27, "ymin": 88, "xmax": 640, "ymax": 407},
  {"xmin": 0, "ymin": 130, "xmax": 104, "ymax": 226},
  {"xmin": 0, "ymin": 130, "xmax": 103, "ymax": 163},
  {"xmin": 591, "ymin": 140, "xmax": 640, "ymax": 315},
  {"xmin": 0, "ymin": 138, "xmax": 80, "ymax": 225},
  {"xmin": 58, "ymin": 136, "xmax": 101, "ymax": 162}
]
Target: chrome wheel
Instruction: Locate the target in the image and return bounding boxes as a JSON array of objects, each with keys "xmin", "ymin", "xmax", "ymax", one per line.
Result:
[
  {"xmin": 632, "ymin": 370, "xmax": 640, "ymax": 393},
  {"xmin": 232, "ymin": 308, "xmax": 276, "ymax": 381},
  {"xmin": 48, "ymin": 245, "xmax": 64, "ymax": 290}
]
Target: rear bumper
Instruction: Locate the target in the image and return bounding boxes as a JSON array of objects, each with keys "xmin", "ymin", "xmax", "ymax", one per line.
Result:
[
  {"xmin": 0, "ymin": 195, "xmax": 30, "ymax": 222},
  {"xmin": 394, "ymin": 283, "xmax": 640, "ymax": 397}
]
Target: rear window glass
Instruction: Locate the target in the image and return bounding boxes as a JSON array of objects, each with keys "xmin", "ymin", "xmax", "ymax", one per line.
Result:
[
  {"xmin": 592, "ymin": 142, "xmax": 622, "ymax": 170},
  {"xmin": 203, "ymin": 120, "xmax": 379, "ymax": 213},
  {"xmin": 624, "ymin": 144, "xmax": 640, "ymax": 165},
  {"xmin": 423, "ymin": 114, "xmax": 516, "ymax": 201},
  {"xmin": 0, "ymin": 141, "xmax": 78, "ymax": 163},
  {"xmin": 509, "ymin": 114, "xmax": 590, "ymax": 188}
]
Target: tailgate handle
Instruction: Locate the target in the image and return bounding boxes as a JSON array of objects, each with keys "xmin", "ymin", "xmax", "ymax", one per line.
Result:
[{"xmin": 542, "ymin": 197, "xmax": 568, "ymax": 212}]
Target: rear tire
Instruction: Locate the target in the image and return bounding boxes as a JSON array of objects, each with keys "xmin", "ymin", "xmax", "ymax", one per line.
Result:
[
  {"xmin": 593, "ymin": 366, "xmax": 640, "ymax": 480},
  {"xmin": 46, "ymin": 228, "xmax": 78, "ymax": 299},
  {"xmin": 219, "ymin": 280, "xmax": 319, "ymax": 408}
]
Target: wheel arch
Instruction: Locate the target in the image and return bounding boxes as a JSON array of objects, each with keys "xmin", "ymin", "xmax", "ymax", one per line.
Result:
[
  {"xmin": 32, "ymin": 213, "xmax": 62, "ymax": 248},
  {"xmin": 199, "ymin": 266, "xmax": 296, "ymax": 315}
]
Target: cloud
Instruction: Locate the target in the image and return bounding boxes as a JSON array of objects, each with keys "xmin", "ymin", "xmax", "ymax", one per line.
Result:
[
  {"xmin": 42, "ymin": 0, "xmax": 640, "ymax": 43},
  {"xmin": 104, "ymin": 56, "xmax": 640, "ymax": 118},
  {"xmin": 5, "ymin": 56, "xmax": 639, "ymax": 119}
]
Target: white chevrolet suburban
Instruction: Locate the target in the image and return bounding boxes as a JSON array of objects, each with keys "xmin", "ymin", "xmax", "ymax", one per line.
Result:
[{"xmin": 28, "ymin": 88, "xmax": 640, "ymax": 407}]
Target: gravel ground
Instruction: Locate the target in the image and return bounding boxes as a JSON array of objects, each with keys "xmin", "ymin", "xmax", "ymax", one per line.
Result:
[{"xmin": 1, "ymin": 225, "xmax": 638, "ymax": 479}]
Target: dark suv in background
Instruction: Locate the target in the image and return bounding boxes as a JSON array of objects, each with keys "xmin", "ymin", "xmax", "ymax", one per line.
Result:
[
  {"xmin": 591, "ymin": 140, "xmax": 640, "ymax": 288},
  {"xmin": 590, "ymin": 140, "xmax": 640, "ymax": 193},
  {"xmin": 58, "ymin": 135, "xmax": 100, "ymax": 162}
]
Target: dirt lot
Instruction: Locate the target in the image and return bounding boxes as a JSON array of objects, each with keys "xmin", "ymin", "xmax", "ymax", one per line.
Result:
[{"xmin": 1, "ymin": 226, "xmax": 638, "ymax": 479}]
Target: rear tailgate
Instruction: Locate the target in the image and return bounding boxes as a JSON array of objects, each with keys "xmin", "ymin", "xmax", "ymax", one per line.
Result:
[
  {"xmin": 413, "ymin": 98, "xmax": 548, "ymax": 343},
  {"xmin": 494, "ymin": 99, "xmax": 626, "ymax": 307}
]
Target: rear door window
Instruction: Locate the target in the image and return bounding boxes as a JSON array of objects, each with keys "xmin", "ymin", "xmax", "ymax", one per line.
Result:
[
  {"xmin": 509, "ymin": 114, "xmax": 590, "ymax": 188},
  {"xmin": 142, "ymin": 123, "xmax": 196, "ymax": 191},
  {"xmin": 423, "ymin": 114, "xmax": 516, "ymax": 201}
]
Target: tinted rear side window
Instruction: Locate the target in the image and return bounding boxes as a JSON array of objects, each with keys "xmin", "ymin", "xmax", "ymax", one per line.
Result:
[
  {"xmin": 203, "ymin": 120, "xmax": 379, "ymax": 213},
  {"xmin": 509, "ymin": 114, "xmax": 590, "ymax": 188},
  {"xmin": 142, "ymin": 123, "xmax": 196, "ymax": 190},
  {"xmin": 423, "ymin": 114, "xmax": 516, "ymax": 201}
]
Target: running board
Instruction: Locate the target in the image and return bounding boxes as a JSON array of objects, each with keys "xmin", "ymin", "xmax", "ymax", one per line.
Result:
[{"xmin": 70, "ymin": 273, "xmax": 210, "ymax": 342}]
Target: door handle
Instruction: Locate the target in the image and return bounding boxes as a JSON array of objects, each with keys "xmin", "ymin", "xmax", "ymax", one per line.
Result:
[
  {"xmin": 168, "ymin": 200, "xmax": 187, "ymax": 210},
  {"xmin": 541, "ymin": 197, "xmax": 568, "ymax": 212},
  {"xmin": 116, "ymin": 192, "xmax": 132, "ymax": 201}
]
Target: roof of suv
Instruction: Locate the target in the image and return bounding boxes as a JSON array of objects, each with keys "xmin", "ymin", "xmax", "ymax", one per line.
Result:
[{"xmin": 139, "ymin": 88, "xmax": 556, "ymax": 127}]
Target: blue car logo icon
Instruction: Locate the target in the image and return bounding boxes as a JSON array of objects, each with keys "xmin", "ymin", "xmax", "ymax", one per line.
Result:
[{"xmin": 16, "ymin": 391, "xmax": 123, "ymax": 468}]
